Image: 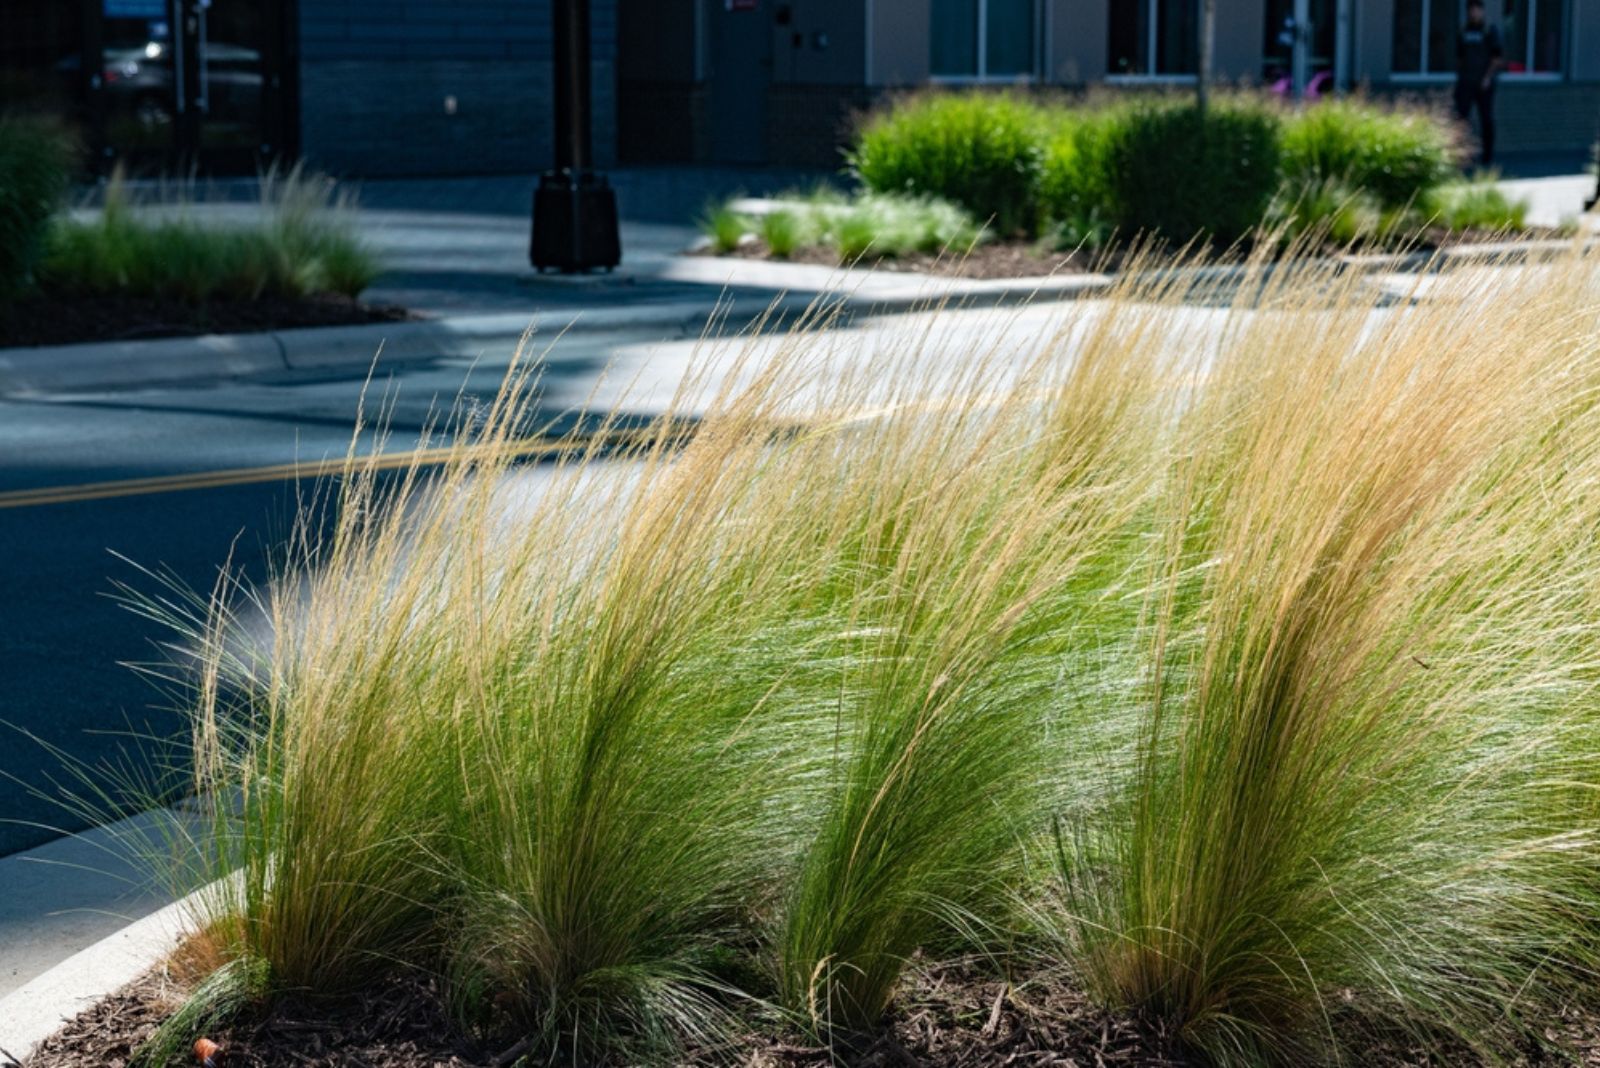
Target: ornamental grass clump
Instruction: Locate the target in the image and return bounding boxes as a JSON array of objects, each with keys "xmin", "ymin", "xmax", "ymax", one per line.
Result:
[
  {"xmin": 38, "ymin": 163, "xmax": 376, "ymax": 302},
  {"xmin": 774, "ymin": 298, "xmax": 1176, "ymax": 1035},
  {"xmin": 140, "ymin": 244, "xmax": 1600, "ymax": 1066},
  {"xmin": 1046, "ymin": 252, "xmax": 1600, "ymax": 1064}
]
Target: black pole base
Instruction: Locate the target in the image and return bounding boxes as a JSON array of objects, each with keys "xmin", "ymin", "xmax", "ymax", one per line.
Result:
[{"xmin": 530, "ymin": 169, "xmax": 621, "ymax": 273}]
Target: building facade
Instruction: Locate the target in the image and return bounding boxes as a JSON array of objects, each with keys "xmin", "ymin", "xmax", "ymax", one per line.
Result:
[
  {"xmin": 2, "ymin": 0, "xmax": 614, "ymax": 176},
  {"xmin": 618, "ymin": 0, "xmax": 1600, "ymax": 167},
  {"xmin": 3, "ymin": 1, "xmax": 1595, "ymax": 177}
]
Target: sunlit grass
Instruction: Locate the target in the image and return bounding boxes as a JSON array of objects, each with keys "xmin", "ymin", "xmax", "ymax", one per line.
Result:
[{"xmin": 117, "ymin": 246, "xmax": 1600, "ymax": 1065}]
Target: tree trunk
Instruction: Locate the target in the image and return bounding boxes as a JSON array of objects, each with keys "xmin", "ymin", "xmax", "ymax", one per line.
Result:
[{"xmin": 1197, "ymin": 0, "xmax": 1216, "ymax": 116}]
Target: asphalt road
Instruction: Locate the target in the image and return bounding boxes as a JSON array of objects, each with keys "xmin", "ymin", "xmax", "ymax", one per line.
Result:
[
  {"xmin": 0, "ymin": 324, "xmax": 705, "ymax": 858},
  {"xmin": 0, "ymin": 289, "xmax": 1296, "ymax": 859}
]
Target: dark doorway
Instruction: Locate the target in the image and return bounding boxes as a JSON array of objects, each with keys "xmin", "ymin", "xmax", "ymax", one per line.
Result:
[{"xmin": 706, "ymin": 0, "xmax": 771, "ymax": 163}]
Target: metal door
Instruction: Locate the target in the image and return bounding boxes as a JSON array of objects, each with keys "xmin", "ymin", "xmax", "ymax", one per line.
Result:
[{"xmin": 707, "ymin": 0, "xmax": 771, "ymax": 164}]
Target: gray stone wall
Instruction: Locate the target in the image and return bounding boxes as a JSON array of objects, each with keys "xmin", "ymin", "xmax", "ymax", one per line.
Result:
[{"xmin": 297, "ymin": 0, "xmax": 615, "ymax": 176}]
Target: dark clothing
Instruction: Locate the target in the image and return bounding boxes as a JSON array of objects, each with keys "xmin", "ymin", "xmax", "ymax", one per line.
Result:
[
  {"xmin": 1456, "ymin": 23, "xmax": 1503, "ymax": 90},
  {"xmin": 1455, "ymin": 82, "xmax": 1496, "ymax": 165},
  {"xmin": 1456, "ymin": 23, "xmax": 1502, "ymax": 165}
]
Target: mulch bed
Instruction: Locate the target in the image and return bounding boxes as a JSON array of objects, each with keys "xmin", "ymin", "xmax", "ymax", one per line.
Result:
[
  {"xmin": 0, "ymin": 292, "xmax": 415, "ymax": 349},
  {"xmin": 21, "ymin": 955, "xmax": 1600, "ymax": 1068},
  {"xmin": 17, "ymin": 961, "xmax": 1184, "ymax": 1068}
]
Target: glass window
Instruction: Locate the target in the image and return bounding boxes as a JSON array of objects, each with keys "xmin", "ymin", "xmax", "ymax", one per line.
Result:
[
  {"xmin": 1262, "ymin": 0, "xmax": 1336, "ymax": 79},
  {"xmin": 1109, "ymin": 0, "xmax": 1199, "ymax": 76},
  {"xmin": 931, "ymin": 0, "xmax": 979, "ymax": 77},
  {"xmin": 1393, "ymin": 0, "xmax": 1562, "ymax": 74},
  {"xmin": 1426, "ymin": 0, "xmax": 1460, "ymax": 73},
  {"xmin": 986, "ymin": 0, "xmax": 1034, "ymax": 75},
  {"xmin": 1393, "ymin": 0, "xmax": 1424, "ymax": 70},
  {"xmin": 1391, "ymin": 0, "xmax": 1461, "ymax": 72},
  {"xmin": 1500, "ymin": 0, "xmax": 1565, "ymax": 72},
  {"xmin": 1532, "ymin": 0, "xmax": 1565, "ymax": 71},
  {"xmin": 931, "ymin": 0, "xmax": 1034, "ymax": 78}
]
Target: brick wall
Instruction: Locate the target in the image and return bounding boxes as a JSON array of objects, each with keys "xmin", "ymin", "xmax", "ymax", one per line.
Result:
[{"xmin": 298, "ymin": 0, "xmax": 616, "ymax": 176}]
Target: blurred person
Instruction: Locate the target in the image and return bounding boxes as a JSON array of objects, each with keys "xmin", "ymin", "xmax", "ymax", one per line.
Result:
[{"xmin": 1455, "ymin": 0, "xmax": 1504, "ymax": 166}]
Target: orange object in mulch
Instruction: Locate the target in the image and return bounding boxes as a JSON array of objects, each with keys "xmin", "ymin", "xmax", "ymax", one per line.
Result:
[{"xmin": 194, "ymin": 1038, "xmax": 223, "ymax": 1067}]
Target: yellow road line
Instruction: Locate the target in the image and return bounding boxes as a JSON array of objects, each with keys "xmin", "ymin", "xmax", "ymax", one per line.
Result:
[
  {"xmin": 0, "ymin": 434, "xmax": 644, "ymax": 511},
  {"xmin": 0, "ymin": 405, "xmax": 916, "ymax": 512}
]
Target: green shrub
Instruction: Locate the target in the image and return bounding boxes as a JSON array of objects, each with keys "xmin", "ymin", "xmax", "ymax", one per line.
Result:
[
  {"xmin": 850, "ymin": 92, "xmax": 1046, "ymax": 236},
  {"xmin": 1038, "ymin": 106, "xmax": 1124, "ymax": 243},
  {"xmin": 1421, "ymin": 177, "xmax": 1528, "ymax": 232},
  {"xmin": 1280, "ymin": 98, "xmax": 1459, "ymax": 210},
  {"xmin": 0, "ymin": 115, "xmax": 74, "ymax": 299},
  {"xmin": 1101, "ymin": 98, "xmax": 1282, "ymax": 245}
]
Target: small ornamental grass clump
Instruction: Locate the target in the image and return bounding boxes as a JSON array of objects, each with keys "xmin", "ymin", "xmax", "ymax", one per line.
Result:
[
  {"xmin": 38, "ymin": 164, "xmax": 377, "ymax": 302},
  {"xmin": 702, "ymin": 189, "xmax": 983, "ymax": 265},
  {"xmin": 133, "ymin": 247, "xmax": 1600, "ymax": 1066},
  {"xmin": 1421, "ymin": 176, "xmax": 1529, "ymax": 232}
]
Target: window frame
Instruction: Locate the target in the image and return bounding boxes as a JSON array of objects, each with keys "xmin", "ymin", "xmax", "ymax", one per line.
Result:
[
  {"xmin": 927, "ymin": 0, "xmax": 1041, "ymax": 83},
  {"xmin": 1389, "ymin": 0, "xmax": 1566, "ymax": 80},
  {"xmin": 1104, "ymin": 0, "xmax": 1200, "ymax": 82}
]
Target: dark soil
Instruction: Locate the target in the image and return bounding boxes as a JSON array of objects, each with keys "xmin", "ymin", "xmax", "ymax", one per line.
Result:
[
  {"xmin": 21, "ymin": 956, "xmax": 1600, "ymax": 1068},
  {"xmin": 0, "ymin": 292, "xmax": 415, "ymax": 349}
]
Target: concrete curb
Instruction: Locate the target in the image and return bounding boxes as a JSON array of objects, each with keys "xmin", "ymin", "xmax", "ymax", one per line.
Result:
[
  {"xmin": 0, "ymin": 332, "xmax": 286, "ymax": 396},
  {"xmin": 0, "ymin": 886, "xmax": 199, "ymax": 1063},
  {"xmin": 0, "ymin": 301, "xmax": 723, "ymax": 397},
  {"xmin": 3, "ymin": 237, "xmax": 1589, "ymax": 397},
  {"xmin": 0, "ymin": 269, "xmax": 1116, "ymax": 396}
]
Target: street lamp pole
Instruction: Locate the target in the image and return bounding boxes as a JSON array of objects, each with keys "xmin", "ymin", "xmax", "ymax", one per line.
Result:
[{"xmin": 530, "ymin": 0, "xmax": 621, "ymax": 272}]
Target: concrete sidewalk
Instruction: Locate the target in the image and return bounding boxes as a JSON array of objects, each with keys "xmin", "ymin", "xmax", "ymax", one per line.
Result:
[
  {"xmin": 0, "ymin": 806, "xmax": 200, "ymax": 1001},
  {"xmin": 72, "ymin": 166, "xmax": 841, "ymax": 318}
]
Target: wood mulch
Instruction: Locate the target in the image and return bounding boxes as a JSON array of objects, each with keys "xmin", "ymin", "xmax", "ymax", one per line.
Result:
[
  {"xmin": 18, "ymin": 970, "xmax": 479, "ymax": 1068},
  {"xmin": 21, "ymin": 952, "xmax": 1600, "ymax": 1068},
  {"xmin": 0, "ymin": 292, "xmax": 415, "ymax": 349},
  {"xmin": 17, "ymin": 959, "xmax": 1184, "ymax": 1068}
]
